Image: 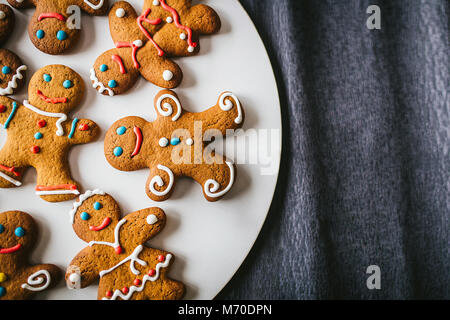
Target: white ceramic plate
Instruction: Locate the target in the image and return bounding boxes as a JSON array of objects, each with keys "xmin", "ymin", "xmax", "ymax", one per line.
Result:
[{"xmin": 0, "ymin": 0, "xmax": 281, "ymax": 299}]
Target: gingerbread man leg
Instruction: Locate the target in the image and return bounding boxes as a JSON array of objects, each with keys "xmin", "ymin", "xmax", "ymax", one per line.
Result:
[{"xmin": 34, "ymin": 156, "xmax": 80, "ymax": 202}]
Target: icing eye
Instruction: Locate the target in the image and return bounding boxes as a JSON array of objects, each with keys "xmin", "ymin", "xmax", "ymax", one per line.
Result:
[
  {"xmin": 63, "ymin": 80, "xmax": 73, "ymax": 89},
  {"xmin": 14, "ymin": 227, "xmax": 25, "ymax": 237},
  {"xmin": 36, "ymin": 29, "xmax": 45, "ymax": 39},
  {"xmin": 80, "ymin": 212, "xmax": 91, "ymax": 221},
  {"xmin": 43, "ymin": 74, "xmax": 52, "ymax": 82},
  {"xmin": 114, "ymin": 147, "xmax": 123, "ymax": 157},
  {"xmin": 56, "ymin": 30, "xmax": 68, "ymax": 41},
  {"xmin": 93, "ymin": 202, "xmax": 103, "ymax": 210},
  {"xmin": 0, "ymin": 224, "xmax": 4, "ymax": 234},
  {"xmin": 2, "ymin": 66, "xmax": 11, "ymax": 75},
  {"xmin": 108, "ymin": 80, "xmax": 117, "ymax": 88},
  {"xmin": 116, "ymin": 126, "xmax": 127, "ymax": 135},
  {"xmin": 100, "ymin": 64, "xmax": 108, "ymax": 72}
]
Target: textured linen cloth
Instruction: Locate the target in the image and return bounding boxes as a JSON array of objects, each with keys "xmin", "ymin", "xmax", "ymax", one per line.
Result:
[{"xmin": 217, "ymin": 0, "xmax": 449, "ymax": 299}]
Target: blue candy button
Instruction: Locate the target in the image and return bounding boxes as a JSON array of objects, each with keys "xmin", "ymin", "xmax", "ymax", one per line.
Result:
[
  {"xmin": 113, "ymin": 147, "xmax": 123, "ymax": 157},
  {"xmin": 36, "ymin": 29, "xmax": 45, "ymax": 39},
  {"xmin": 93, "ymin": 202, "xmax": 102, "ymax": 210},
  {"xmin": 116, "ymin": 126, "xmax": 127, "ymax": 135},
  {"xmin": 0, "ymin": 224, "xmax": 4, "ymax": 234},
  {"xmin": 34, "ymin": 132, "xmax": 43, "ymax": 140},
  {"xmin": 0, "ymin": 287, "xmax": 6, "ymax": 297},
  {"xmin": 56, "ymin": 30, "xmax": 68, "ymax": 41},
  {"xmin": 14, "ymin": 227, "xmax": 25, "ymax": 237},
  {"xmin": 2, "ymin": 66, "xmax": 11, "ymax": 74},
  {"xmin": 80, "ymin": 212, "xmax": 90, "ymax": 220},
  {"xmin": 108, "ymin": 80, "xmax": 117, "ymax": 88},
  {"xmin": 171, "ymin": 137, "xmax": 181, "ymax": 146}
]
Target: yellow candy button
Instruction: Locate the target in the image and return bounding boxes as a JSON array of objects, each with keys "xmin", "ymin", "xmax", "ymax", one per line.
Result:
[{"xmin": 0, "ymin": 273, "xmax": 7, "ymax": 282}]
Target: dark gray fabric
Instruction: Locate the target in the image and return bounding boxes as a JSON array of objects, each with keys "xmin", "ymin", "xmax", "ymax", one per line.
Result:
[{"xmin": 217, "ymin": 0, "xmax": 449, "ymax": 299}]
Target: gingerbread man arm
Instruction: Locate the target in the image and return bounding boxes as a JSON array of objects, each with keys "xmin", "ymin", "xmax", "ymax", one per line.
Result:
[
  {"xmin": 187, "ymin": 4, "xmax": 221, "ymax": 35},
  {"xmin": 195, "ymin": 91, "xmax": 245, "ymax": 135},
  {"xmin": 0, "ymin": 96, "xmax": 20, "ymax": 128},
  {"xmin": 74, "ymin": 0, "xmax": 110, "ymax": 15},
  {"xmin": 146, "ymin": 164, "xmax": 177, "ymax": 202},
  {"xmin": 20, "ymin": 264, "xmax": 61, "ymax": 295},
  {"xmin": 66, "ymin": 247, "xmax": 102, "ymax": 289},
  {"xmin": 63, "ymin": 118, "xmax": 100, "ymax": 145},
  {"xmin": 109, "ymin": 1, "xmax": 146, "ymax": 44},
  {"xmin": 6, "ymin": 0, "xmax": 35, "ymax": 9},
  {"xmin": 120, "ymin": 207, "xmax": 166, "ymax": 249}
]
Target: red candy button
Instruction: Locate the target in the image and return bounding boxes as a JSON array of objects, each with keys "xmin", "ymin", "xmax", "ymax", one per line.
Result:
[
  {"xmin": 121, "ymin": 287, "xmax": 129, "ymax": 294},
  {"xmin": 31, "ymin": 146, "xmax": 40, "ymax": 154},
  {"xmin": 37, "ymin": 120, "xmax": 47, "ymax": 128},
  {"xmin": 78, "ymin": 123, "xmax": 89, "ymax": 131},
  {"xmin": 0, "ymin": 105, "xmax": 6, "ymax": 113},
  {"xmin": 158, "ymin": 255, "xmax": 165, "ymax": 262},
  {"xmin": 148, "ymin": 269, "xmax": 156, "ymax": 277},
  {"xmin": 133, "ymin": 279, "xmax": 142, "ymax": 286},
  {"xmin": 114, "ymin": 246, "xmax": 123, "ymax": 255},
  {"xmin": 106, "ymin": 290, "xmax": 113, "ymax": 298}
]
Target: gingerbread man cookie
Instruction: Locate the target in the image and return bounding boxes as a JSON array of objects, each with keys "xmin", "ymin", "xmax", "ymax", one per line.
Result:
[
  {"xmin": 66, "ymin": 190, "xmax": 185, "ymax": 300},
  {"xmin": 104, "ymin": 89, "xmax": 244, "ymax": 202},
  {"xmin": 91, "ymin": 0, "xmax": 221, "ymax": 96},
  {"xmin": 0, "ymin": 210, "xmax": 61, "ymax": 300},
  {"xmin": 0, "ymin": 3, "xmax": 15, "ymax": 46},
  {"xmin": 0, "ymin": 64, "xmax": 99, "ymax": 202},
  {"xmin": 0, "ymin": 48, "xmax": 27, "ymax": 96},
  {"xmin": 6, "ymin": 0, "xmax": 109, "ymax": 55}
]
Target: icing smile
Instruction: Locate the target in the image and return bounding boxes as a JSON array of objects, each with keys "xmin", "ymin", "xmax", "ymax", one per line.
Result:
[
  {"xmin": 0, "ymin": 243, "xmax": 22, "ymax": 254},
  {"xmin": 131, "ymin": 126, "xmax": 143, "ymax": 158},
  {"xmin": 89, "ymin": 217, "xmax": 112, "ymax": 231},
  {"xmin": 37, "ymin": 90, "xmax": 68, "ymax": 104}
]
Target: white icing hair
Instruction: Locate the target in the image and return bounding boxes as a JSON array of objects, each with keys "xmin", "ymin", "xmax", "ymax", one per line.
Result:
[{"xmin": 69, "ymin": 189, "xmax": 105, "ymax": 224}]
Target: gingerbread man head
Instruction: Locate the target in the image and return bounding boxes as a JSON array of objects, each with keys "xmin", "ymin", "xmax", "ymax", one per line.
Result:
[
  {"xmin": 66, "ymin": 191, "xmax": 184, "ymax": 300},
  {"xmin": 0, "ymin": 4, "xmax": 15, "ymax": 46},
  {"xmin": 28, "ymin": 64, "xmax": 84, "ymax": 114},
  {"xmin": 7, "ymin": 0, "xmax": 109, "ymax": 55},
  {"xmin": 91, "ymin": 0, "xmax": 221, "ymax": 96},
  {"xmin": 104, "ymin": 89, "xmax": 244, "ymax": 202},
  {"xmin": 0, "ymin": 211, "xmax": 61, "ymax": 299},
  {"xmin": 0, "ymin": 49, "xmax": 27, "ymax": 96}
]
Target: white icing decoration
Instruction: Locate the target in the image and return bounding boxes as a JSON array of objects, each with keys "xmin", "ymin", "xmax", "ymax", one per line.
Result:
[
  {"xmin": 153, "ymin": 0, "xmax": 160, "ymax": 5},
  {"xmin": 162, "ymin": 70, "xmax": 174, "ymax": 81},
  {"xmin": 116, "ymin": 8, "xmax": 125, "ymax": 18},
  {"xmin": 188, "ymin": 46, "xmax": 195, "ymax": 53},
  {"xmin": 69, "ymin": 189, "xmax": 105, "ymax": 223},
  {"xmin": 90, "ymin": 68, "xmax": 114, "ymax": 97},
  {"xmin": 156, "ymin": 93, "xmax": 182, "ymax": 121},
  {"xmin": 0, "ymin": 11, "xmax": 5, "ymax": 20},
  {"xmin": 0, "ymin": 171, "xmax": 22, "ymax": 186},
  {"xmin": 186, "ymin": 138, "xmax": 193, "ymax": 146},
  {"xmin": 179, "ymin": 33, "xmax": 186, "ymax": 40},
  {"xmin": 166, "ymin": 16, "xmax": 173, "ymax": 23},
  {"xmin": 146, "ymin": 214, "xmax": 158, "ymax": 225},
  {"xmin": 133, "ymin": 39, "xmax": 143, "ymax": 47},
  {"xmin": 89, "ymin": 219, "xmax": 126, "ymax": 249},
  {"xmin": 0, "ymin": 65, "xmax": 27, "ymax": 96},
  {"xmin": 21, "ymin": 270, "xmax": 51, "ymax": 292},
  {"xmin": 159, "ymin": 137, "xmax": 169, "ymax": 147},
  {"xmin": 23, "ymin": 100, "xmax": 67, "ymax": 136},
  {"xmin": 36, "ymin": 189, "xmax": 80, "ymax": 196},
  {"xmin": 83, "ymin": 0, "xmax": 104, "ymax": 10},
  {"xmin": 102, "ymin": 254, "xmax": 172, "ymax": 300},
  {"xmin": 149, "ymin": 164, "xmax": 174, "ymax": 197},
  {"xmin": 69, "ymin": 273, "xmax": 80, "ymax": 283},
  {"xmin": 99, "ymin": 245, "xmax": 147, "ymax": 278},
  {"xmin": 204, "ymin": 161, "xmax": 235, "ymax": 198},
  {"xmin": 219, "ymin": 92, "xmax": 243, "ymax": 124}
]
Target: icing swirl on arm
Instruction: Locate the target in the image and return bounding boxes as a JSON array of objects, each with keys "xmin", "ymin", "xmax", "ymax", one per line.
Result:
[
  {"xmin": 21, "ymin": 270, "xmax": 51, "ymax": 292},
  {"xmin": 84, "ymin": 0, "xmax": 104, "ymax": 10},
  {"xmin": 0, "ymin": 65, "xmax": 27, "ymax": 96}
]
